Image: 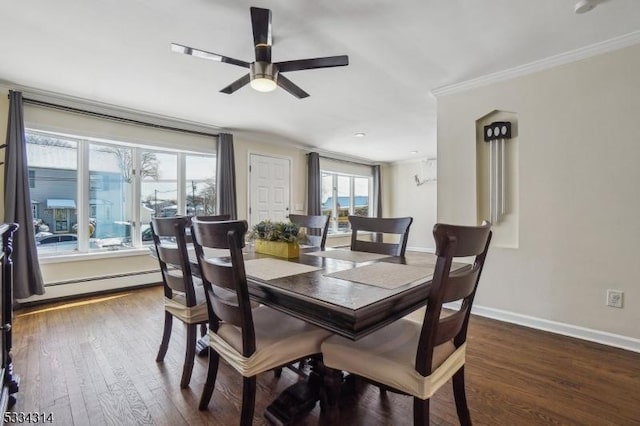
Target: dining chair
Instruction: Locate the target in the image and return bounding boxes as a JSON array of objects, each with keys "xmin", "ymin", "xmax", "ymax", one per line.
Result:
[
  {"xmin": 288, "ymin": 214, "xmax": 330, "ymax": 249},
  {"xmin": 322, "ymin": 221, "xmax": 492, "ymax": 426},
  {"xmin": 191, "ymin": 218, "xmax": 333, "ymax": 425},
  {"xmin": 151, "ymin": 216, "xmax": 208, "ymax": 388},
  {"xmin": 348, "ymin": 215, "xmax": 413, "ymax": 256}
]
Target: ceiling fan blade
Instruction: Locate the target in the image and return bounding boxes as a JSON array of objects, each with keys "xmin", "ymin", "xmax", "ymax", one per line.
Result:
[
  {"xmin": 220, "ymin": 73, "xmax": 251, "ymax": 94},
  {"xmin": 276, "ymin": 55, "xmax": 349, "ymax": 73},
  {"xmin": 250, "ymin": 7, "xmax": 272, "ymax": 47},
  {"xmin": 277, "ymin": 75, "xmax": 309, "ymax": 99},
  {"xmin": 171, "ymin": 43, "xmax": 250, "ymax": 68}
]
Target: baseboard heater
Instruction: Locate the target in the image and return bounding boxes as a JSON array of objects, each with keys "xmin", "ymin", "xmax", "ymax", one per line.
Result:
[
  {"xmin": 44, "ymin": 268, "xmax": 160, "ymax": 287},
  {"xmin": 17, "ymin": 269, "xmax": 162, "ymax": 307}
]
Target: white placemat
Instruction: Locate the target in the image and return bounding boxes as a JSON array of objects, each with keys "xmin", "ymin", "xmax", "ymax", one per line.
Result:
[
  {"xmin": 244, "ymin": 258, "xmax": 321, "ymax": 281},
  {"xmin": 304, "ymin": 249, "xmax": 391, "ymax": 263},
  {"xmin": 326, "ymin": 262, "xmax": 435, "ymax": 289}
]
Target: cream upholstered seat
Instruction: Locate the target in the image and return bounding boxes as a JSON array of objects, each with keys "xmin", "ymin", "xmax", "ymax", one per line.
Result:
[
  {"xmin": 322, "ymin": 221, "xmax": 492, "ymax": 426},
  {"xmin": 209, "ymin": 305, "xmax": 330, "ymax": 377},
  {"xmin": 191, "ymin": 218, "xmax": 332, "ymax": 425},
  {"xmin": 322, "ymin": 319, "xmax": 463, "ymax": 400},
  {"xmin": 152, "ymin": 214, "xmax": 229, "ymax": 388}
]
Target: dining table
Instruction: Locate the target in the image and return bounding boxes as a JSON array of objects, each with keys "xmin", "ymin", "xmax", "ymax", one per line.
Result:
[{"xmin": 180, "ymin": 244, "xmax": 469, "ymax": 425}]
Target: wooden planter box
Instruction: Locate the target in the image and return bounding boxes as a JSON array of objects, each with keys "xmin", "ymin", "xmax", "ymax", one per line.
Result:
[{"xmin": 254, "ymin": 240, "xmax": 299, "ymax": 258}]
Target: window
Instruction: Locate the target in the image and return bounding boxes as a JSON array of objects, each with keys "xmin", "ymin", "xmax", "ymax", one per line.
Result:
[
  {"xmin": 185, "ymin": 154, "xmax": 216, "ymax": 216},
  {"xmin": 26, "ymin": 130, "xmax": 216, "ymax": 257},
  {"xmin": 28, "ymin": 170, "xmax": 36, "ymax": 188},
  {"xmin": 321, "ymin": 171, "xmax": 372, "ymax": 233}
]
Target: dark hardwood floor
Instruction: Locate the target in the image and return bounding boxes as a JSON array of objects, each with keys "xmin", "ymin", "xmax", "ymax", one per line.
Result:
[{"xmin": 9, "ymin": 286, "xmax": 640, "ymax": 425}]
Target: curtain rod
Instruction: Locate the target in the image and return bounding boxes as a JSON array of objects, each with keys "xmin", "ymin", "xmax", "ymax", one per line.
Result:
[
  {"xmin": 22, "ymin": 97, "xmax": 219, "ymax": 139},
  {"xmin": 315, "ymin": 153, "xmax": 376, "ymax": 167}
]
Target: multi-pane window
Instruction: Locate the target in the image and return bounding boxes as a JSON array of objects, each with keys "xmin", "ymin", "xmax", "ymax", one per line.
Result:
[
  {"xmin": 321, "ymin": 171, "xmax": 372, "ymax": 233},
  {"xmin": 26, "ymin": 130, "xmax": 216, "ymax": 256}
]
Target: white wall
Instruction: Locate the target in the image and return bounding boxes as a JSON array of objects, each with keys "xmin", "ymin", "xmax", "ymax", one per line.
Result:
[{"xmin": 437, "ymin": 43, "xmax": 640, "ymax": 341}]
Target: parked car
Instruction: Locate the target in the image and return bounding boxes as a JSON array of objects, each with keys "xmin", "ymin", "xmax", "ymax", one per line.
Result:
[
  {"xmin": 35, "ymin": 233, "xmax": 78, "ymax": 254},
  {"xmin": 36, "ymin": 234, "xmax": 78, "ymax": 245}
]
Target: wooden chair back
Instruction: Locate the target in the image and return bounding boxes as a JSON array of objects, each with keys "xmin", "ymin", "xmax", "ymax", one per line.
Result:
[
  {"xmin": 416, "ymin": 221, "xmax": 492, "ymax": 376},
  {"xmin": 288, "ymin": 214, "xmax": 330, "ymax": 249},
  {"xmin": 151, "ymin": 216, "xmax": 196, "ymax": 306},
  {"xmin": 191, "ymin": 219, "xmax": 257, "ymax": 357},
  {"xmin": 195, "ymin": 214, "xmax": 231, "ymax": 222},
  {"xmin": 348, "ymin": 215, "xmax": 413, "ymax": 256}
]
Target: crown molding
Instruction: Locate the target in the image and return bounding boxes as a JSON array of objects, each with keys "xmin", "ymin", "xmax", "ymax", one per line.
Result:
[{"xmin": 432, "ymin": 30, "xmax": 640, "ymax": 97}]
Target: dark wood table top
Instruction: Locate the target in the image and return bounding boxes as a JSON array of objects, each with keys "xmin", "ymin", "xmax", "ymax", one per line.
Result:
[{"xmin": 236, "ymin": 247, "xmax": 465, "ymax": 340}]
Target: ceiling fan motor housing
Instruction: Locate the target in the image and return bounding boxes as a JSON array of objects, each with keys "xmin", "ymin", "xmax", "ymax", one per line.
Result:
[
  {"xmin": 250, "ymin": 62, "xmax": 279, "ymax": 91},
  {"xmin": 251, "ymin": 62, "xmax": 278, "ymax": 81}
]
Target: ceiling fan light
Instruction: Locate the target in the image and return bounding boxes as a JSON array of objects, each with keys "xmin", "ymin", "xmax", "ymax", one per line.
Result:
[
  {"xmin": 250, "ymin": 62, "xmax": 278, "ymax": 92},
  {"xmin": 250, "ymin": 76, "xmax": 277, "ymax": 92}
]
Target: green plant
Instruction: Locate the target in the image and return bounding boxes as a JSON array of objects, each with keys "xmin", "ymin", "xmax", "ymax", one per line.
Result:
[{"xmin": 248, "ymin": 220, "xmax": 309, "ymax": 244}]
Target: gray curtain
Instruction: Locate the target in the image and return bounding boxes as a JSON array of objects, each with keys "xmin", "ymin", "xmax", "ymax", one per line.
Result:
[
  {"xmin": 307, "ymin": 152, "xmax": 321, "ymax": 215},
  {"xmin": 4, "ymin": 91, "xmax": 45, "ymax": 299},
  {"xmin": 216, "ymin": 133, "xmax": 237, "ymax": 219},
  {"xmin": 372, "ymin": 164, "xmax": 382, "ymax": 218},
  {"xmin": 372, "ymin": 165, "xmax": 383, "ymax": 243}
]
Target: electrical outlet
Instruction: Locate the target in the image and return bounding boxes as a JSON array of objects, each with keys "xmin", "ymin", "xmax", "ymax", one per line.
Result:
[{"xmin": 606, "ymin": 289, "xmax": 624, "ymax": 308}]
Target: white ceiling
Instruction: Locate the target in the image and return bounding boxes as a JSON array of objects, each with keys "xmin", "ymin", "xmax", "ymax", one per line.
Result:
[{"xmin": 2, "ymin": 0, "xmax": 640, "ymax": 162}]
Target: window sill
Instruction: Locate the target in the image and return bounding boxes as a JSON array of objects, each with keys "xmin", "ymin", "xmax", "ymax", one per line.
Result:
[{"xmin": 38, "ymin": 247, "xmax": 153, "ymax": 264}]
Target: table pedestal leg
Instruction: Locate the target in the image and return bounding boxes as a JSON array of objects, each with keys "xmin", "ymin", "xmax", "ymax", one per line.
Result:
[{"xmin": 264, "ymin": 357, "xmax": 324, "ymax": 425}]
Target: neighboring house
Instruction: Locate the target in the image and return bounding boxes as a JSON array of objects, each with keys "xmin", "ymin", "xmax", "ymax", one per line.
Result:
[{"xmin": 27, "ymin": 140, "xmax": 130, "ymax": 238}]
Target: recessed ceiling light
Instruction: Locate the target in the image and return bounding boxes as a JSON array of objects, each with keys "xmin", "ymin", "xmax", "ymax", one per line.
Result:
[
  {"xmin": 410, "ymin": 150, "xmax": 419, "ymax": 154},
  {"xmin": 354, "ymin": 132, "xmax": 366, "ymax": 137}
]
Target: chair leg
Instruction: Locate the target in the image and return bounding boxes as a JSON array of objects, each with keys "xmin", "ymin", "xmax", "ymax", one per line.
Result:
[
  {"xmin": 274, "ymin": 367, "xmax": 282, "ymax": 378},
  {"xmin": 240, "ymin": 376, "xmax": 256, "ymax": 426},
  {"xmin": 200, "ymin": 323, "xmax": 207, "ymax": 337},
  {"xmin": 198, "ymin": 349, "xmax": 220, "ymax": 410},
  {"xmin": 452, "ymin": 366, "xmax": 472, "ymax": 426},
  {"xmin": 413, "ymin": 397, "xmax": 429, "ymax": 426},
  {"xmin": 180, "ymin": 324, "xmax": 197, "ymax": 388},
  {"xmin": 156, "ymin": 311, "xmax": 173, "ymax": 362}
]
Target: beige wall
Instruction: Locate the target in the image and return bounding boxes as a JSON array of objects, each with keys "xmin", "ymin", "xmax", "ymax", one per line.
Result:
[
  {"xmin": 437, "ymin": 44, "xmax": 640, "ymax": 339},
  {"xmin": 386, "ymin": 159, "xmax": 437, "ymax": 251}
]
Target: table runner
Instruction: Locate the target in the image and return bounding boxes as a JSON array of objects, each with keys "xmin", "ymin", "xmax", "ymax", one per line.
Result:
[
  {"xmin": 304, "ymin": 249, "xmax": 391, "ymax": 263},
  {"xmin": 244, "ymin": 258, "xmax": 322, "ymax": 281},
  {"xmin": 326, "ymin": 262, "xmax": 435, "ymax": 289}
]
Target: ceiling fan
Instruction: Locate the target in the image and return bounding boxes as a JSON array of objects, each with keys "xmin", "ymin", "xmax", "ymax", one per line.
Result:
[{"xmin": 171, "ymin": 7, "xmax": 349, "ymax": 99}]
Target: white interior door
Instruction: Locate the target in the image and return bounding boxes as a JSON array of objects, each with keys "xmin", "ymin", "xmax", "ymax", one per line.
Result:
[{"xmin": 249, "ymin": 154, "xmax": 290, "ymax": 226}]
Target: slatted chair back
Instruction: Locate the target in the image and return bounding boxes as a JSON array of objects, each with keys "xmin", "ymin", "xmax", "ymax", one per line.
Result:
[
  {"xmin": 189, "ymin": 214, "xmax": 230, "ymax": 244},
  {"xmin": 288, "ymin": 214, "xmax": 330, "ymax": 249},
  {"xmin": 151, "ymin": 216, "xmax": 196, "ymax": 306},
  {"xmin": 416, "ymin": 221, "xmax": 492, "ymax": 377},
  {"xmin": 191, "ymin": 219, "xmax": 257, "ymax": 357},
  {"xmin": 348, "ymin": 215, "xmax": 413, "ymax": 256}
]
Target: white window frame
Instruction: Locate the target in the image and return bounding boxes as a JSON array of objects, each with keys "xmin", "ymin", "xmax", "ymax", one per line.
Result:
[
  {"xmin": 26, "ymin": 129, "xmax": 216, "ymax": 260},
  {"xmin": 322, "ymin": 171, "xmax": 373, "ymax": 234}
]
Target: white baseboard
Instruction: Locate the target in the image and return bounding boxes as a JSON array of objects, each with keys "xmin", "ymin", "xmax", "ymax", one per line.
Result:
[{"xmin": 444, "ymin": 302, "xmax": 640, "ymax": 353}]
